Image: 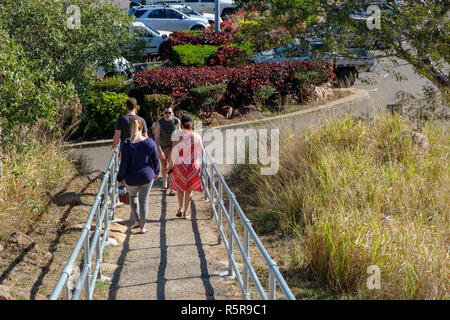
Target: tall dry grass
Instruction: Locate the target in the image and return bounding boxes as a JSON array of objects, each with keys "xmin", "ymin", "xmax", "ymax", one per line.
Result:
[
  {"xmin": 0, "ymin": 138, "xmax": 77, "ymax": 241},
  {"xmin": 228, "ymin": 114, "xmax": 449, "ymax": 299}
]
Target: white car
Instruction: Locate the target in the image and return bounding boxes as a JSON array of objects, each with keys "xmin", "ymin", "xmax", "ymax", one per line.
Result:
[
  {"xmin": 131, "ymin": 22, "xmax": 172, "ymax": 55},
  {"xmin": 170, "ymin": 4, "xmax": 223, "ymax": 25},
  {"xmin": 131, "ymin": 0, "xmax": 235, "ymax": 18},
  {"xmin": 94, "ymin": 57, "xmax": 135, "ymax": 79},
  {"xmin": 182, "ymin": 0, "xmax": 235, "ymax": 18},
  {"xmin": 129, "ymin": 4, "xmax": 210, "ymax": 31}
]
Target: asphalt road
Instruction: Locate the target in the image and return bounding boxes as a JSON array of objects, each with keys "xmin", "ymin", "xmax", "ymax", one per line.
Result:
[{"xmin": 354, "ymin": 56, "xmax": 433, "ymax": 107}]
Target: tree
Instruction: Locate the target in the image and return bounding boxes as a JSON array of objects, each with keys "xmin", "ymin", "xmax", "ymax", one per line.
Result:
[
  {"xmin": 235, "ymin": 0, "xmax": 449, "ymax": 99},
  {"xmin": 0, "ymin": 0, "xmax": 143, "ymax": 96}
]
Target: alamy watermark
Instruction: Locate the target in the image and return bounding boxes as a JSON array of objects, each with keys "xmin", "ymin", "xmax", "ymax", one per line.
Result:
[
  {"xmin": 169, "ymin": 121, "xmax": 280, "ymax": 176},
  {"xmin": 366, "ymin": 5, "xmax": 381, "ymax": 30},
  {"xmin": 66, "ymin": 5, "xmax": 81, "ymax": 30},
  {"xmin": 366, "ymin": 265, "xmax": 381, "ymax": 290}
]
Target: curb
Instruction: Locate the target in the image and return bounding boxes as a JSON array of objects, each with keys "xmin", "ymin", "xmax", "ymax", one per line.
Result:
[{"xmin": 65, "ymin": 88, "xmax": 369, "ymax": 149}]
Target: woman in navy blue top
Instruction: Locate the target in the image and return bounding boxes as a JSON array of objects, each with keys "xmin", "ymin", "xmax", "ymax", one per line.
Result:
[{"xmin": 117, "ymin": 119, "xmax": 160, "ymax": 234}]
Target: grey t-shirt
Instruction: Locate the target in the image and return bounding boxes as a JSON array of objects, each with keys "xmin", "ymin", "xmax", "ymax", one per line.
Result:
[
  {"xmin": 115, "ymin": 114, "xmax": 148, "ymax": 144},
  {"xmin": 158, "ymin": 117, "xmax": 180, "ymax": 149}
]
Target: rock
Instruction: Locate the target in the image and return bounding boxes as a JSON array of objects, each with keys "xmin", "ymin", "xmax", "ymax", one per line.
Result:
[
  {"xmin": 219, "ymin": 106, "xmax": 233, "ymax": 119},
  {"xmin": 109, "ymin": 223, "xmax": 128, "ymax": 234},
  {"xmin": 54, "ymin": 191, "xmax": 82, "ymax": 206},
  {"xmin": 50, "ymin": 187, "xmax": 66, "ymax": 199},
  {"xmin": 411, "ymin": 132, "xmax": 431, "ymax": 153},
  {"xmin": 0, "ymin": 285, "xmax": 12, "ymax": 300},
  {"xmin": 6, "ymin": 231, "xmax": 37, "ymax": 251},
  {"xmin": 106, "ymin": 231, "xmax": 126, "ymax": 245}
]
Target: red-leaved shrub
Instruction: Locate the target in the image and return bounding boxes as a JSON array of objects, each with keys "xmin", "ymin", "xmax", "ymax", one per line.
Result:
[
  {"xmin": 160, "ymin": 31, "xmax": 233, "ymax": 60},
  {"xmin": 134, "ymin": 61, "xmax": 334, "ymax": 109},
  {"xmin": 207, "ymin": 45, "xmax": 249, "ymax": 67}
]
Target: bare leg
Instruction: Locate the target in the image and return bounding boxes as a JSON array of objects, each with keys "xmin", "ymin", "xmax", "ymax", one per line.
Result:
[
  {"xmin": 183, "ymin": 189, "xmax": 193, "ymax": 218},
  {"xmin": 176, "ymin": 191, "xmax": 183, "ymax": 217}
]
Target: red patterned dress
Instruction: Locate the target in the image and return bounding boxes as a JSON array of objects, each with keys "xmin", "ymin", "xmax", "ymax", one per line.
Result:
[{"xmin": 170, "ymin": 130, "xmax": 204, "ymax": 192}]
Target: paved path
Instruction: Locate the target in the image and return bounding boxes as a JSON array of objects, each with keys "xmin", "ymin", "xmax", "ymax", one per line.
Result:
[{"xmin": 106, "ymin": 178, "xmax": 241, "ymax": 300}]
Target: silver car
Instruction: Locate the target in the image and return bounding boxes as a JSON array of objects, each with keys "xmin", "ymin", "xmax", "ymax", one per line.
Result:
[{"xmin": 129, "ymin": 5, "xmax": 210, "ymax": 31}]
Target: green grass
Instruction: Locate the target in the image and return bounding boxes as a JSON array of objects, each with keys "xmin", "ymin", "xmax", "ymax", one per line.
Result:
[{"xmin": 227, "ymin": 114, "xmax": 449, "ymax": 299}]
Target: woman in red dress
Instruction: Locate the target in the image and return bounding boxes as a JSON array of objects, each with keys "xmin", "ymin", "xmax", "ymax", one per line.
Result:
[{"xmin": 170, "ymin": 114, "xmax": 204, "ymax": 219}]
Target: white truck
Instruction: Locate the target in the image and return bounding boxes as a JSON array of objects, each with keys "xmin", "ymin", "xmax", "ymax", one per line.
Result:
[{"xmin": 130, "ymin": 0, "xmax": 236, "ymax": 18}]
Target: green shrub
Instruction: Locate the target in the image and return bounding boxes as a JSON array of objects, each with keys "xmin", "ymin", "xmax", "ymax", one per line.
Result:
[
  {"xmin": 182, "ymin": 29, "xmax": 204, "ymax": 37},
  {"xmin": 141, "ymin": 94, "xmax": 174, "ymax": 124},
  {"xmin": 82, "ymin": 91, "xmax": 128, "ymax": 138},
  {"xmin": 190, "ymin": 83, "xmax": 227, "ymax": 115},
  {"xmin": 254, "ymin": 85, "xmax": 278, "ymax": 110},
  {"xmin": 172, "ymin": 44, "xmax": 218, "ymax": 67},
  {"xmin": 90, "ymin": 74, "xmax": 133, "ymax": 94}
]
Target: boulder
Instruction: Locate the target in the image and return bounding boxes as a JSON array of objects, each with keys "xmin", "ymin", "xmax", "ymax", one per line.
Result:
[
  {"xmin": 219, "ymin": 106, "xmax": 233, "ymax": 119},
  {"xmin": 411, "ymin": 132, "xmax": 431, "ymax": 153},
  {"xmin": 6, "ymin": 231, "xmax": 37, "ymax": 251},
  {"xmin": 54, "ymin": 191, "xmax": 82, "ymax": 206}
]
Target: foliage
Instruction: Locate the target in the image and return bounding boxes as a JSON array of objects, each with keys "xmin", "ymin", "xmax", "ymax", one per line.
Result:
[
  {"xmin": 90, "ymin": 75, "xmax": 134, "ymax": 94},
  {"xmin": 207, "ymin": 44, "xmax": 250, "ymax": 67},
  {"xmin": 159, "ymin": 30, "xmax": 233, "ymax": 60},
  {"xmin": 0, "ymin": 137, "xmax": 77, "ymax": 238},
  {"xmin": 172, "ymin": 44, "xmax": 219, "ymax": 67},
  {"xmin": 0, "ymin": 26, "xmax": 79, "ymax": 148},
  {"xmin": 254, "ymin": 85, "xmax": 278, "ymax": 110},
  {"xmin": 134, "ymin": 61, "xmax": 334, "ymax": 108},
  {"xmin": 190, "ymin": 84, "xmax": 228, "ymax": 115},
  {"xmin": 234, "ymin": 0, "xmax": 450, "ymax": 97},
  {"xmin": 227, "ymin": 114, "xmax": 449, "ymax": 299},
  {"xmin": 0, "ymin": 0, "xmax": 143, "ymax": 95},
  {"xmin": 141, "ymin": 94, "xmax": 174, "ymax": 124},
  {"xmin": 81, "ymin": 91, "xmax": 128, "ymax": 138}
]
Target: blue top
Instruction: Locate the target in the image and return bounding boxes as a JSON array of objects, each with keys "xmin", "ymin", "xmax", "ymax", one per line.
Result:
[{"xmin": 117, "ymin": 138, "xmax": 160, "ymax": 186}]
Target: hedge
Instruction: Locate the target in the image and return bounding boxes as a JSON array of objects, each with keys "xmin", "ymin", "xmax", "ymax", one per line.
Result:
[
  {"xmin": 172, "ymin": 44, "xmax": 219, "ymax": 67},
  {"xmin": 134, "ymin": 60, "xmax": 334, "ymax": 109}
]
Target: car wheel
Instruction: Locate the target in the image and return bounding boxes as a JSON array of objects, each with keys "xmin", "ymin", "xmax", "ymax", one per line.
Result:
[{"xmin": 191, "ymin": 25, "xmax": 205, "ymax": 31}]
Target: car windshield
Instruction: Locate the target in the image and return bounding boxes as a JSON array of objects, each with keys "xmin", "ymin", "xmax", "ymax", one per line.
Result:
[{"xmin": 179, "ymin": 7, "xmax": 203, "ymax": 16}]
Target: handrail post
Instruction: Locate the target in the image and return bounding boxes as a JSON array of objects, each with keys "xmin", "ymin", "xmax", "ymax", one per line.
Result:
[
  {"xmin": 210, "ymin": 164, "xmax": 215, "ymax": 218},
  {"xmin": 269, "ymin": 261, "xmax": 277, "ymax": 300},
  {"xmin": 84, "ymin": 235, "xmax": 90, "ymax": 300},
  {"xmin": 95, "ymin": 205, "xmax": 102, "ymax": 281},
  {"xmin": 243, "ymin": 225, "xmax": 250, "ymax": 300},
  {"xmin": 228, "ymin": 196, "xmax": 235, "ymax": 277}
]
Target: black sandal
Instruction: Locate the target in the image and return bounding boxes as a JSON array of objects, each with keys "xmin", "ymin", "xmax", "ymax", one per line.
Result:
[{"xmin": 176, "ymin": 208, "xmax": 183, "ymax": 217}]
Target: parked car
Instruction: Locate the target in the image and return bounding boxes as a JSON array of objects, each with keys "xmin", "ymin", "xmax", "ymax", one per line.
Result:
[
  {"xmin": 131, "ymin": 0, "xmax": 236, "ymax": 18},
  {"xmin": 252, "ymin": 39, "xmax": 376, "ymax": 88},
  {"xmin": 128, "ymin": 4, "xmax": 210, "ymax": 31},
  {"xmin": 131, "ymin": 22, "xmax": 172, "ymax": 56},
  {"xmin": 94, "ymin": 57, "xmax": 135, "ymax": 79},
  {"xmin": 169, "ymin": 3, "xmax": 223, "ymax": 25}
]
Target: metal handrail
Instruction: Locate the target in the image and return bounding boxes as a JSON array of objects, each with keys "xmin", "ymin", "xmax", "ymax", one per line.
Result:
[
  {"xmin": 200, "ymin": 144, "xmax": 296, "ymax": 300},
  {"xmin": 50, "ymin": 143, "xmax": 121, "ymax": 300}
]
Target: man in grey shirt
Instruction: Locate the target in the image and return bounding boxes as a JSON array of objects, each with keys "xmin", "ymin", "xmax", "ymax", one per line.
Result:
[
  {"xmin": 155, "ymin": 105, "xmax": 180, "ymax": 196},
  {"xmin": 112, "ymin": 97, "xmax": 148, "ymax": 153}
]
